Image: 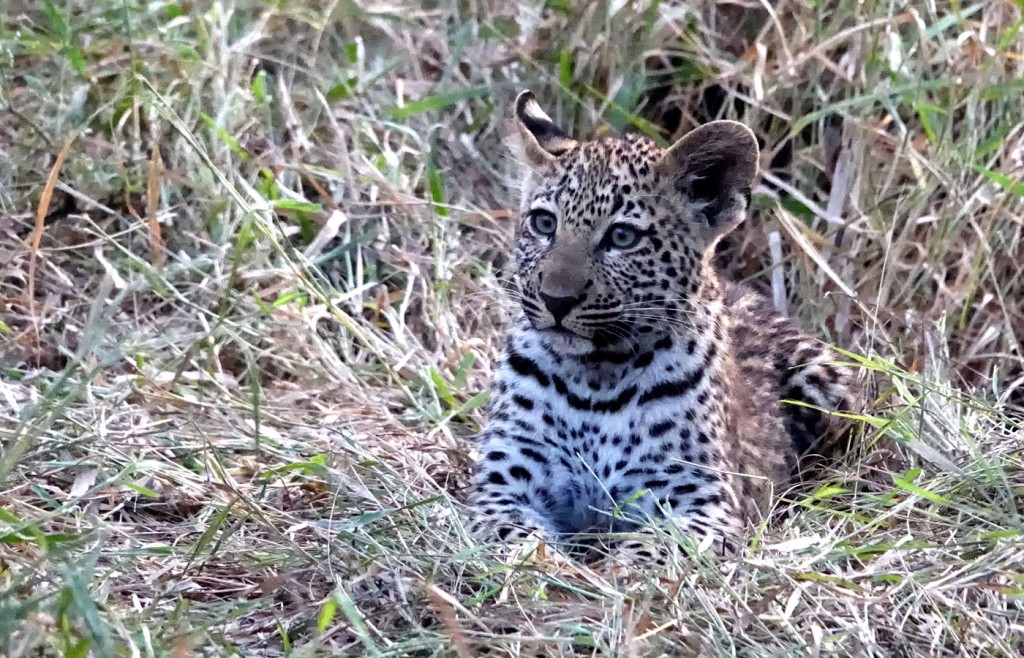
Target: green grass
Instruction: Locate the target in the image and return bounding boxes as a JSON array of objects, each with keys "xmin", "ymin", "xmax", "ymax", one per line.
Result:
[{"xmin": 2, "ymin": 1, "xmax": 1023, "ymax": 656}]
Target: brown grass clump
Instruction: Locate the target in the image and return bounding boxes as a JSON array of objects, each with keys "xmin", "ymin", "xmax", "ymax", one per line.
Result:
[{"xmin": 1, "ymin": 1, "xmax": 1023, "ymax": 656}]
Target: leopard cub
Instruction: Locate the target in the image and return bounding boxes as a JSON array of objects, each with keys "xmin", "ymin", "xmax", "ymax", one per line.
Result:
[{"xmin": 468, "ymin": 90, "xmax": 853, "ymax": 558}]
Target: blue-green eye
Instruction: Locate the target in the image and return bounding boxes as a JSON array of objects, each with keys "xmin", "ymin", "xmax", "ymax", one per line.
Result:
[
  {"xmin": 530, "ymin": 210, "xmax": 557, "ymax": 236},
  {"xmin": 605, "ymin": 224, "xmax": 641, "ymax": 249}
]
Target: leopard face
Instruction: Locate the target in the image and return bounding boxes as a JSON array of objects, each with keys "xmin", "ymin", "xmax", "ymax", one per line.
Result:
[{"xmin": 509, "ymin": 91, "xmax": 759, "ymax": 350}]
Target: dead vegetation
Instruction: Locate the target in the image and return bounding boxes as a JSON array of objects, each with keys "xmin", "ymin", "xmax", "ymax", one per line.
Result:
[{"xmin": 1, "ymin": 1, "xmax": 1023, "ymax": 656}]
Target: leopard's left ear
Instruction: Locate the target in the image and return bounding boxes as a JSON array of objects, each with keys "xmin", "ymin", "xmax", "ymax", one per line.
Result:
[
  {"xmin": 510, "ymin": 90, "xmax": 578, "ymax": 170},
  {"xmin": 655, "ymin": 120, "xmax": 759, "ymax": 241}
]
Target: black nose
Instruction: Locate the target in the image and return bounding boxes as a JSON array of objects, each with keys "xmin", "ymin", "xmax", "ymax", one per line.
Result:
[{"xmin": 540, "ymin": 292, "xmax": 584, "ymax": 324}]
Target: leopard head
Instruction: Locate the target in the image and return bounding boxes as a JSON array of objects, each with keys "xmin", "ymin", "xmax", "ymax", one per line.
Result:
[{"xmin": 508, "ymin": 90, "xmax": 759, "ymax": 348}]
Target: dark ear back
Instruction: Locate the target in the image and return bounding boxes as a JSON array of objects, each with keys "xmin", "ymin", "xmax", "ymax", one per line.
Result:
[
  {"xmin": 654, "ymin": 120, "xmax": 759, "ymax": 241},
  {"xmin": 512, "ymin": 90, "xmax": 578, "ymax": 169}
]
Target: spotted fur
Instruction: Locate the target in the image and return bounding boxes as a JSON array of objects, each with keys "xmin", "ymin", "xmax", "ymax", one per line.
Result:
[{"xmin": 468, "ymin": 91, "xmax": 853, "ymax": 559}]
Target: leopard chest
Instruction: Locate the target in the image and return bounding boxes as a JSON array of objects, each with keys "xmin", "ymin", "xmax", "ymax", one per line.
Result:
[{"xmin": 490, "ymin": 331, "xmax": 728, "ymax": 537}]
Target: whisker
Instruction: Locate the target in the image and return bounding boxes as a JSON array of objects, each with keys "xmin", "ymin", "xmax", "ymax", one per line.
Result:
[{"xmin": 622, "ymin": 314, "xmax": 699, "ymax": 334}]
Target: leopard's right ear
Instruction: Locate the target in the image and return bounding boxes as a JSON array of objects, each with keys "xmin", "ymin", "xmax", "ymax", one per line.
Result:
[{"xmin": 511, "ymin": 90, "xmax": 577, "ymax": 169}]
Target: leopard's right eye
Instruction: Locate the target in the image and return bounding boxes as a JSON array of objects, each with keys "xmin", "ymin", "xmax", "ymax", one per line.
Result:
[{"xmin": 529, "ymin": 210, "xmax": 558, "ymax": 236}]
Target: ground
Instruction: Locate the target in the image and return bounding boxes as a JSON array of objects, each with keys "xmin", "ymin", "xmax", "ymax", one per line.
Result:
[{"xmin": 1, "ymin": 1, "xmax": 1023, "ymax": 656}]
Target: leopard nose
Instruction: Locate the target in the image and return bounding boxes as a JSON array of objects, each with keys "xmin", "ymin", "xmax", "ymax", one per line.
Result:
[{"xmin": 539, "ymin": 292, "xmax": 585, "ymax": 324}]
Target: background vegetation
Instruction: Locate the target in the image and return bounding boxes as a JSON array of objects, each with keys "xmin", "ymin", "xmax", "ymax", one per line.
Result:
[{"xmin": 2, "ymin": 0, "xmax": 1023, "ymax": 655}]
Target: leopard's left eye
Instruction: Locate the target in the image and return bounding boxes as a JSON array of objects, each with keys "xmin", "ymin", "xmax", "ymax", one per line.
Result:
[
  {"xmin": 604, "ymin": 224, "xmax": 641, "ymax": 250},
  {"xmin": 529, "ymin": 210, "xmax": 558, "ymax": 236}
]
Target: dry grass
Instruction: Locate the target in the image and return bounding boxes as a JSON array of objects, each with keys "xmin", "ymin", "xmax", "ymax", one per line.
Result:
[{"xmin": 2, "ymin": 1, "xmax": 1024, "ymax": 656}]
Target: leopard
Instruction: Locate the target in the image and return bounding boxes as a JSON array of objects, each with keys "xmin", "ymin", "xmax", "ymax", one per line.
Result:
[{"xmin": 467, "ymin": 90, "xmax": 854, "ymax": 564}]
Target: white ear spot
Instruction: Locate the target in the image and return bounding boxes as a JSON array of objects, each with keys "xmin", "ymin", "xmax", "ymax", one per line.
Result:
[
  {"xmin": 521, "ymin": 97, "xmax": 553, "ymax": 124},
  {"xmin": 511, "ymin": 90, "xmax": 579, "ymax": 166}
]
